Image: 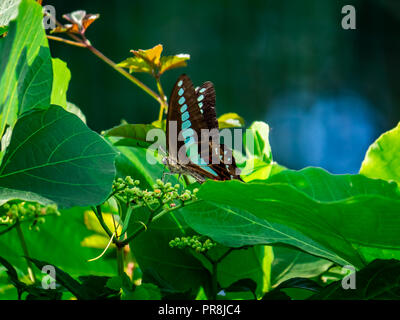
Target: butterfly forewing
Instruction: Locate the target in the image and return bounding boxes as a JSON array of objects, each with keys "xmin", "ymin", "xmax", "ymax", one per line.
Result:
[
  {"xmin": 167, "ymin": 75, "xmax": 208, "ymax": 162},
  {"xmin": 166, "ymin": 74, "xmax": 242, "ymax": 182}
]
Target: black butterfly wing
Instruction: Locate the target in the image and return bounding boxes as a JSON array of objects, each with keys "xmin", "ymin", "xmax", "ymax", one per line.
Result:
[
  {"xmin": 195, "ymin": 81, "xmax": 242, "ymax": 180},
  {"xmin": 167, "ymin": 74, "xmax": 208, "ymax": 161},
  {"xmin": 167, "ymin": 74, "xmax": 242, "ymax": 182},
  {"xmin": 195, "ymin": 81, "xmax": 218, "ymax": 130}
]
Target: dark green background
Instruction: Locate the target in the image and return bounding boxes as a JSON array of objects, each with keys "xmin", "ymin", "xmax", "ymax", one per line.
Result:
[{"xmin": 48, "ymin": 0, "xmax": 400, "ymax": 173}]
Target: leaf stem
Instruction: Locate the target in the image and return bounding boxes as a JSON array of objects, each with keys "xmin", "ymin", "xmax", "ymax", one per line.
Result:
[
  {"xmin": 46, "ymin": 35, "xmax": 86, "ymax": 48},
  {"xmin": 155, "ymin": 76, "xmax": 168, "ymax": 122},
  {"xmin": 91, "ymin": 206, "xmax": 114, "ymax": 239},
  {"xmin": 15, "ymin": 222, "xmax": 36, "ymax": 283}
]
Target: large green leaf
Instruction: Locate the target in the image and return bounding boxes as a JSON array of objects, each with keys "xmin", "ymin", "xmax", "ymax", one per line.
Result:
[
  {"xmin": 183, "ymin": 201, "xmax": 348, "ymax": 266},
  {"xmin": 0, "ymin": 0, "xmax": 53, "ymax": 139},
  {"xmin": 0, "ymin": 106, "xmax": 117, "ymax": 208},
  {"xmin": 188, "ymin": 167, "xmax": 400, "ymax": 268},
  {"xmin": 104, "ymin": 124, "xmax": 160, "ymax": 149},
  {"xmin": 360, "ymin": 122, "xmax": 400, "ymax": 185},
  {"xmin": 271, "ymin": 247, "xmax": 333, "ymax": 287}
]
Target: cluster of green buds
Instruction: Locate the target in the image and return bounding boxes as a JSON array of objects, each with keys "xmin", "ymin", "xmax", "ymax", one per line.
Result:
[
  {"xmin": 112, "ymin": 177, "xmax": 198, "ymax": 208},
  {"xmin": 0, "ymin": 201, "xmax": 59, "ymax": 231},
  {"xmin": 169, "ymin": 235, "xmax": 217, "ymax": 253}
]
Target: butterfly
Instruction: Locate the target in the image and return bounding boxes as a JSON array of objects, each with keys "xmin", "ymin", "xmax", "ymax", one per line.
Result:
[{"xmin": 162, "ymin": 74, "xmax": 242, "ymax": 184}]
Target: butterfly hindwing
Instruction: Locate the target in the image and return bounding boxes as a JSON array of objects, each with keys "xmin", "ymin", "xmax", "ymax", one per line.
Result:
[{"xmin": 196, "ymin": 82, "xmax": 218, "ymax": 130}]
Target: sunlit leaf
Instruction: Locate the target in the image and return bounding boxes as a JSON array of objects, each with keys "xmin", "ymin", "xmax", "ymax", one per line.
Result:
[
  {"xmin": 51, "ymin": 58, "xmax": 71, "ymax": 109},
  {"xmin": 118, "ymin": 44, "xmax": 190, "ymax": 76},
  {"xmin": 0, "ymin": 0, "xmax": 53, "ymax": 141},
  {"xmin": 132, "ymin": 44, "xmax": 163, "ymax": 66},
  {"xmin": 360, "ymin": 122, "xmax": 400, "ymax": 186},
  {"xmin": 159, "ymin": 54, "xmax": 190, "ymax": 75},
  {"xmin": 0, "ymin": 0, "xmax": 21, "ymax": 27},
  {"xmin": 218, "ymin": 113, "xmax": 245, "ymax": 129},
  {"xmin": 244, "ymin": 121, "xmax": 272, "ymax": 162},
  {"xmin": 116, "ymin": 57, "xmax": 152, "ymax": 73}
]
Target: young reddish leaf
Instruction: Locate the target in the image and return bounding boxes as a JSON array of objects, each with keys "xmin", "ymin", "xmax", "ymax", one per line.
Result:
[
  {"xmin": 159, "ymin": 54, "xmax": 190, "ymax": 75},
  {"xmin": 51, "ymin": 10, "xmax": 99, "ymax": 35}
]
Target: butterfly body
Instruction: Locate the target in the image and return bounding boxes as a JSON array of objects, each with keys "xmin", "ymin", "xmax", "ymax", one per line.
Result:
[{"xmin": 164, "ymin": 74, "xmax": 242, "ymax": 184}]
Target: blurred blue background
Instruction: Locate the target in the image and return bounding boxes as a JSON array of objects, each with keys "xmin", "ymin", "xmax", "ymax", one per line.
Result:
[{"xmin": 48, "ymin": 0, "xmax": 400, "ymax": 174}]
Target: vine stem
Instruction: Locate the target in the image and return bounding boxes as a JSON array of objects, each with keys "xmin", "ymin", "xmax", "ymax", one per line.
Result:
[
  {"xmin": 15, "ymin": 222, "xmax": 36, "ymax": 283},
  {"xmin": 46, "ymin": 35, "xmax": 86, "ymax": 47}
]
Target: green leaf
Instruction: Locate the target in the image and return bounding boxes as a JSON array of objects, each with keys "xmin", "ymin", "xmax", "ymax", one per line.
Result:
[
  {"xmin": 244, "ymin": 121, "xmax": 272, "ymax": 162},
  {"xmin": 0, "ymin": 106, "xmax": 117, "ymax": 208},
  {"xmin": 51, "ymin": 58, "xmax": 71, "ymax": 109},
  {"xmin": 218, "ymin": 113, "xmax": 245, "ymax": 129},
  {"xmin": 360, "ymin": 122, "xmax": 400, "ymax": 185},
  {"xmin": 271, "ymin": 246, "xmax": 333, "ymax": 287},
  {"xmin": 240, "ymin": 158, "xmax": 274, "ymax": 182},
  {"xmin": 189, "ymin": 167, "xmax": 400, "ymax": 268},
  {"xmin": 0, "ymin": 0, "xmax": 21, "ymax": 27},
  {"xmin": 123, "ymin": 283, "xmax": 161, "ymax": 300},
  {"xmin": 104, "ymin": 123, "xmax": 160, "ymax": 149},
  {"xmin": 223, "ymin": 278, "xmax": 257, "ymax": 297},
  {"xmin": 0, "ymin": 0, "xmax": 53, "ymax": 139},
  {"xmin": 265, "ymin": 277, "xmax": 323, "ymax": 300},
  {"xmin": 215, "ymin": 246, "xmax": 272, "ymax": 298},
  {"xmin": 117, "ymin": 56, "xmax": 152, "ymax": 73},
  {"xmin": 28, "ymin": 257, "xmax": 89, "ymax": 300},
  {"xmin": 0, "ymin": 187, "xmax": 55, "ymax": 206},
  {"xmin": 310, "ymin": 259, "xmax": 400, "ymax": 299},
  {"xmin": 184, "ymin": 201, "xmax": 348, "ymax": 266}
]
